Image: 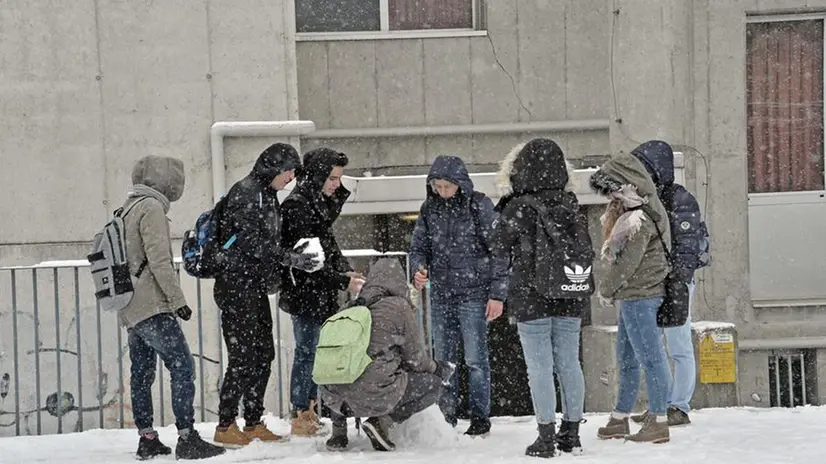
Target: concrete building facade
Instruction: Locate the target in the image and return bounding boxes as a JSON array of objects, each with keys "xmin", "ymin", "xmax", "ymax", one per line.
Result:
[{"xmin": 2, "ymin": 0, "xmax": 826, "ymax": 435}]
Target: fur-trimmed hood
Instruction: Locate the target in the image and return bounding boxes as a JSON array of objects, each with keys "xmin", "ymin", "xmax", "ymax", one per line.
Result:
[{"xmin": 496, "ymin": 139, "xmax": 577, "ymax": 197}]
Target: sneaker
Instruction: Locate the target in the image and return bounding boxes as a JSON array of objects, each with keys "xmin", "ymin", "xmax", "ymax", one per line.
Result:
[
  {"xmin": 136, "ymin": 434, "xmax": 172, "ymax": 460},
  {"xmin": 291, "ymin": 409, "xmax": 323, "ymax": 437},
  {"xmin": 525, "ymin": 423, "xmax": 555, "ymax": 458},
  {"xmin": 362, "ymin": 416, "xmax": 396, "ymax": 451},
  {"xmin": 325, "ymin": 417, "xmax": 349, "ymax": 452},
  {"xmin": 597, "ymin": 416, "xmax": 629, "ymax": 440},
  {"xmin": 667, "ymin": 407, "xmax": 691, "ymax": 427},
  {"xmin": 464, "ymin": 419, "xmax": 491, "ymax": 438},
  {"xmin": 244, "ymin": 423, "xmax": 289, "ymax": 443},
  {"xmin": 213, "ymin": 422, "xmax": 251, "ymax": 448},
  {"xmin": 626, "ymin": 415, "xmax": 670, "ymax": 444},
  {"xmin": 556, "ymin": 420, "xmax": 583, "ymax": 454},
  {"xmin": 630, "ymin": 410, "xmax": 650, "ymax": 424},
  {"xmin": 175, "ymin": 430, "xmax": 227, "ymax": 460}
]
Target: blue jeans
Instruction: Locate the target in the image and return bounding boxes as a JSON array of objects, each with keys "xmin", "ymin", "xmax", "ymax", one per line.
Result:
[
  {"xmin": 431, "ymin": 298, "xmax": 491, "ymax": 425},
  {"xmin": 517, "ymin": 317, "xmax": 585, "ymax": 425},
  {"xmin": 664, "ymin": 282, "xmax": 696, "ymax": 413},
  {"xmin": 128, "ymin": 313, "xmax": 195, "ymax": 433},
  {"xmin": 614, "ymin": 297, "xmax": 672, "ymax": 416},
  {"xmin": 290, "ymin": 314, "xmax": 321, "ymax": 411}
]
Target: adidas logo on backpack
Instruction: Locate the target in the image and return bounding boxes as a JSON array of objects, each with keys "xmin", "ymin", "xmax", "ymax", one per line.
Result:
[{"xmin": 560, "ymin": 265, "xmax": 592, "ymax": 292}]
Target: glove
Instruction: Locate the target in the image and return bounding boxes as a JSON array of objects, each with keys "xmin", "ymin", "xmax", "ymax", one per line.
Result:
[
  {"xmin": 434, "ymin": 360, "xmax": 456, "ymax": 385},
  {"xmin": 287, "ymin": 241, "xmax": 321, "ymax": 272},
  {"xmin": 176, "ymin": 305, "xmax": 192, "ymax": 321}
]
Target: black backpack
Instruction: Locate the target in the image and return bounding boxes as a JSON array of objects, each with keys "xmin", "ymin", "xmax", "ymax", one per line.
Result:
[{"xmin": 520, "ymin": 196, "xmax": 595, "ymax": 299}]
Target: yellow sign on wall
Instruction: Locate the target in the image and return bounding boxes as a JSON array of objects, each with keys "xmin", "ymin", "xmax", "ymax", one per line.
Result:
[{"xmin": 699, "ymin": 332, "xmax": 737, "ymax": 384}]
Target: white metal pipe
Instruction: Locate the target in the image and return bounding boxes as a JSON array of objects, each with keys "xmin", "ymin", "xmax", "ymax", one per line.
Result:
[
  {"xmin": 304, "ymin": 119, "xmax": 609, "ymax": 139},
  {"xmin": 210, "ymin": 120, "xmax": 316, "ymax": 203}
]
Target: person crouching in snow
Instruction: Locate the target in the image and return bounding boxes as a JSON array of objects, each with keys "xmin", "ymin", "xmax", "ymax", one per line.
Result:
[
  {"xmin": 589, "ymin": 152, "xmax": 673, "ymax": 444},
  {"xmin": 318, "ymin": 258, "xmax": 456, "ymax": 452}
]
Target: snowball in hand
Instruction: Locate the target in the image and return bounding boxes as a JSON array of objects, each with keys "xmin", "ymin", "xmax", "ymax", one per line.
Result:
[{"xmin": 294, "ymin": 237, "xmax": 325, "ymax": 272}]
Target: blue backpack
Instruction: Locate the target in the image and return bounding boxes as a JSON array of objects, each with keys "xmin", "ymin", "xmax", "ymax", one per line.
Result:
[{"xmin": 182, "ymin": 196, "xmax": 234, "ymax": 279}]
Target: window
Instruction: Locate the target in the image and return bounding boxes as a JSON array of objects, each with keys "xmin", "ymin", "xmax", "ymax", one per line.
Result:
[
  {"xmin": 296, "ymin": 0, "xmax": 475, "ymax": 34},
  {"xmin": 746, "ymin": 19, "xmax": 825, "ymax": 194}
]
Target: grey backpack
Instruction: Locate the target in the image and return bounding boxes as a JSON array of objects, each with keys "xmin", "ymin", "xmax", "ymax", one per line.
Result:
[{"xmin": 87, "ymin": 198, "xmax": 149, "ymax": 312}]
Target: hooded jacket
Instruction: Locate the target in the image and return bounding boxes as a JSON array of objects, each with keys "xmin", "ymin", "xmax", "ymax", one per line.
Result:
[
  {"xmin": 631, "ymin": 140, "xmax": 710, "ymax": 277},
  {"xmin": 320, "ymin": 258, "xmax": 438, "ymax": 418},
  {"xmin": 120, "ymin": 156, "xmax": 188, "ymax": 328},
  {"xmin": 408, "ymin": 156, "xmax": 509, "ymax": 303},
  {"xmin": 279, "ymin": 148, "xmax": 353, "ymax": 322},
  {"xmin": 589, "ymin": 152, "xmax": 671, "ymax": 301},
  {"xmin": 216, "ymin": 143, "xmax": 301, "ymax": 291},
  {"xmin": 491, "ymin": 139, "xmax": 590, "ymax": 322}
]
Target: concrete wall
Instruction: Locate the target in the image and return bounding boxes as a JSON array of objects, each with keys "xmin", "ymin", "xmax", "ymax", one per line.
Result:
[{"xmin": 295, "ymin": 0, "xmax": 612, "ymax": 170}]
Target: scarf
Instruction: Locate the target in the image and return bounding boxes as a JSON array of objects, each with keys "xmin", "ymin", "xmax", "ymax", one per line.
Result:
[
  {"xmin": 128, "ymin": 184, "xmax": 170, "ymax": 214},
  {"xmin": 600, "ymin": 185, "xmax": 649, "ymax": 263}
]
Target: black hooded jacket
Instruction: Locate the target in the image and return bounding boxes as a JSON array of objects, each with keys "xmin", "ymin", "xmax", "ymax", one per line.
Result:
[
  {"xmin": 215, "ymin": 143, "xmax": 301, "ymax": 291},
  {"xmin": 631, "ymin": 140, "xmax": 710, "ymax": 277},
  {"xmin": 278, "ymin": 148, "xmax": 353, "ymax": 322},
  {"xmin": 492, "ymin": 139, "xmax": 591, "ymax": 322}
]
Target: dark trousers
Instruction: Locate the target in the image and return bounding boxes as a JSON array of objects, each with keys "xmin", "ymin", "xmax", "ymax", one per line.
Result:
[
  {"xmin": 128, "ymin": 313, "xmax": 196, "ymax": 432},
  {"xmin": 214, "ymin": 285, "xmax": 275, "ymax": 425}
]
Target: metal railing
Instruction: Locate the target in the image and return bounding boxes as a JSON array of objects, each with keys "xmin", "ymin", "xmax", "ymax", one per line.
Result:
[{"xmin": 0, "ymin": 250, "xmax": 414, "ymax": 437}]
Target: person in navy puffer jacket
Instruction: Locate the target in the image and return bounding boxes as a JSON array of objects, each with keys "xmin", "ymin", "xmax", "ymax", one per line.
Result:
[{"xmin": 408, "ymin": 155, "xmax": 509, "ymax": 436}]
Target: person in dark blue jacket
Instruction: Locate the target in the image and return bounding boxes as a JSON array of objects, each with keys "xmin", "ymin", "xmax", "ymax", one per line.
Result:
[
  {"xmin": 629, "ymin": 140, "xmax": 711, "ymax": 427},
  {"xmin": 409, "ymin": 155, "xmax": 509, "ymax": 436}
]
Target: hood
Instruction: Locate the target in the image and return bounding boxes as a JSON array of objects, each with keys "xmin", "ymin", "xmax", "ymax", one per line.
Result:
[
  {"xmin": 497, "ymin": 139, "xmax": 575, "ymax": 196},
  {"xmin": 250, "ymin": 143, "xmax": 301, "ymax": 187},
  {"xmin": 131, "ymin": 156, "xmax": 185, "ymax": 202},
  {"xmin": 589, "ymin": 152, "xmax": 658, "ymax": 199},
  {"xmin": 293, "ymin": 147, "xmax": 351, "ymax": 223},
  {"xmin": 358, "ymin": 258, "xmax": 410, "ymax": 305},
  {"xmin": 425, "ymin": 155, "xmax": 474, "ymax": 201},
  {"xmin": 630, "ymin": 140, "xmax": 675, "ymax": 186}
]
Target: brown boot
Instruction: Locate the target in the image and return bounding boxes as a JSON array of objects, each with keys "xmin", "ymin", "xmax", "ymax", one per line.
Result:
[
  {"xmin": 626, "ymin": 415, "xmax": 670, "ymax": 444},
  {"xmin": 244, "ymin": 424, "xmax": 289, "ymax": 443},
  {"xmin": 213, "ymin": 422, "xmax": 252, "ymax": 448},
  {"xmin": 597, "ymin": 416, "xmax": 630, "ymax": 440},
  {"xmin": 308, "ymin": 400, "xmax": 330, "ymax": 436},
  {"xmin": 291, "ymin": 409, "xmax": 323, "ymax": 437}
]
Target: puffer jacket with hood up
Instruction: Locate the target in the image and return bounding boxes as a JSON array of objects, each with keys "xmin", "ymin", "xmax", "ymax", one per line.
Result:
[
  {"xmin": 589, "ymin": 152, "xmax": 671, "ymax": 301},
  {"xmin": 491, "ymin": 138, "xmax": 591, "ymax": 322},
  {"xmin": 279, "ymin": 148, "xmax": 353, "ymax": 323},
  {"xmin": 216, "ymin": 143, "xmax": 301, "ymax": 291},
  {"xmin": 120, "ymin": 156, "xmax": 188, "ymax": 328},
  {"xmin": 408, "ymin": 155, "xmax": 509, "ymax": 304},
  {"xmin": 320, "ymin": 258, "xmax": 438, "ymax": 418},
  {"xmin": 631, "ymin": 140, "xmax": 710, "ymax": 279}
]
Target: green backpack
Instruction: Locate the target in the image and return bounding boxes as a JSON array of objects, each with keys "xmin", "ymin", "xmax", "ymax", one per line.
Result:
[{"xmin": 312, "ymin": 306, "xmax": 373, "ymax": 385}]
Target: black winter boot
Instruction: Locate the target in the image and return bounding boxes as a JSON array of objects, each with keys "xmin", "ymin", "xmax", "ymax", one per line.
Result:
[
  {"xmin": 525, "ymin": 423, "xmax": 556, "ymax": 458},
  {"xmin": 136, "ymin": 434, "xmax": 172, "ymax": 460},
  {"xmin": 362, "ymin": 416, "xmax": 396, "ymax": 451},
  {"xmin": 325, "ymin": 416, "xmax": 349, "ymax": 452},
  {"xmin": 556, "ymin": 420, "xmax": 583, "ymax": 454},
  {"xmin": 175, "ymin": 429, "xmax": 226, "ymax": 460}
]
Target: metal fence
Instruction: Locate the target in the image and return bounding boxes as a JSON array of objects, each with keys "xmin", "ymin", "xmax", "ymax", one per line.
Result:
[{"xmin": 0, "ymin": 250, "xmax": 418, "ymax": 437}]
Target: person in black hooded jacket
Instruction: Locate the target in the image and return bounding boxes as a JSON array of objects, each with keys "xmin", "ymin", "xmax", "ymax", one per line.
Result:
[
  {"xmin": 491, "ymin": 139, "xmax": 592, "ymax": 458},
  {"xmin": 278, "ymin": 147, "xmax": 366, "ymax": 437},
  {"xmin": 212, "ymin": 143, "xmax": 321, "ymax": 447}
]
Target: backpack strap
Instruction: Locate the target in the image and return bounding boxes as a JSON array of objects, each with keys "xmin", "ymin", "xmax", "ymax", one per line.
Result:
[
  {"xmin": 637, "ymin": 205, "xmax": 674, "ymax": 266},
  {"xmin": 518, "ymin": 196, "xmax": 560, "ymax": 243},
  {"xmin": 119, "ymin": 197, "xmax": 152, "ymax": 278}
]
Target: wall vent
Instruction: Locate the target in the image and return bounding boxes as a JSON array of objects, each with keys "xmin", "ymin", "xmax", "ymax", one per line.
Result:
[{"xmin": 768, "ymin": 349, "xmax": 818, "ymax": 407}]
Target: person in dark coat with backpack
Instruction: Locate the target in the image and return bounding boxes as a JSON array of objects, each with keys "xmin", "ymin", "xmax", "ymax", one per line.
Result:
[
  {"xmin": 212, "ymin": 143, "xmax": 321, "ymax": 447},
  {"xmin": 319, "ymin": 258, "xmax": 456, "ymax": 452},
  {"xmin": 408, "ymin": 155, "xmax": 509, "ymax": 436},
  {"xmin": 629, "ymin": 140, "xmax": 711, "ymax": 427},
  {"xmin": 278, "ymin": 148, "xmax": 366, "ymax": 437},
  {"xmin": 120, "ymin": 156, "xmax": 225, "ymax": 460},
  {"xmin": 490, "ymin": 139, "xmax": 592, "ymax": 458}
]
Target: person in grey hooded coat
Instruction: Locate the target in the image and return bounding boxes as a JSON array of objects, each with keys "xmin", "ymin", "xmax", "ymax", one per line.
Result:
[
  {"xmin": 121, "ymin": 156, "xmax": 225, "ymax": 460},
  {"xmin": 320, "ymin": 258, "xmax": 455, "ymax": 452}
]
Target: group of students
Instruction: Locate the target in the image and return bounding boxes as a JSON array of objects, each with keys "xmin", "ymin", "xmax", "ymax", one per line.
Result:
[{"xmin": 111, "ymin": 136, "xmax": 708, "ymax": 460}]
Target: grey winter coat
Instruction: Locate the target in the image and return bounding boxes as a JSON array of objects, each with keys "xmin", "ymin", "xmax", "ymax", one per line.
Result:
[
  {"xmin": 119, "ymin": 156, "xmax": 188, "ymax": 328},
  {"xmin": 320, "ymin": 258, "xmax": 438, "ymax": 418}
]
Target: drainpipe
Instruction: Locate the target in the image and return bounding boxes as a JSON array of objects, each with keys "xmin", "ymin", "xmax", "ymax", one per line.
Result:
[{"xmin": 210, "ymin": 120, "xmax": 316, "ymax": 203}]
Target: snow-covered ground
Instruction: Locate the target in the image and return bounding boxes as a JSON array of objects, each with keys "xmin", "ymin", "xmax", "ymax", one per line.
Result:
[{"xmin": 2, "ymin": 405, "xmax": 824, "ymax": 464}]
